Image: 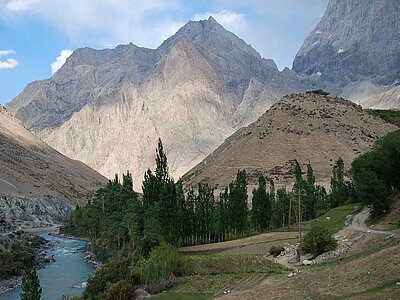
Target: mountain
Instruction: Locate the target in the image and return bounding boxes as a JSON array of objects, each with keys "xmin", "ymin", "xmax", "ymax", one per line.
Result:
[
  {"xmin": 6, "ymin": 17, "xmax": 302, "ymax": 188},
  {"xmin": 0, "ymin": 106, "xmax": 107, "ymax": 229},
  {"xmin": 293, "ymin": 0, "xmax": 400, "ymax": 108},
  {"xmin": 181, "ymin": 93, "xmax": 398, "ymax": 191}
]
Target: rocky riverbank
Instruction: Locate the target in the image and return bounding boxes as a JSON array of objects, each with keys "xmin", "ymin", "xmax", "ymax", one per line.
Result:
[{"xmin": 0, "ymin": 226, "xmax": 56, "ymax": 295}]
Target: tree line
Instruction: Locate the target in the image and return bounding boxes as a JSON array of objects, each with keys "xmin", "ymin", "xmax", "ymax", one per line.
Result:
[{"xmin": 64, "ymin": 138, "xmax": 361, "ymax": 259}]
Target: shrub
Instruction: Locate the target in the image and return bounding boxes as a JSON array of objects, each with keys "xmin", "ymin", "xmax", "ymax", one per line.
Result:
[
  {"xmin": 306, "ymin": 89, "xmax": 330, "ymax": 96},
  {"xmin": 269, "ymin": 245, "xmax": 285, "ymax": 257},
  {"xmin": 103, "ymin": 280, "xmax": 134, "ymax": 300},
  {"xmin": 143, "ymin": 242, "xmax": 190, "ymax": 287},
  {"xmin": 85, "ymin": 257, "xmax": 130, "ymax": 297},
  {"xmin": 301, "ymin": 225, "xmax": 337, "ymax": 258}
]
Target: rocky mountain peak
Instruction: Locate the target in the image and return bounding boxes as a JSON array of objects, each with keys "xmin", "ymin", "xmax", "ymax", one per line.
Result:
[
  {"xmin": 158, "ymin": 17, "xmax": 267, "ymax": 66},
  {"xmin": 293, "ymin": 0, "xmax": 399, "ymax": 86}
]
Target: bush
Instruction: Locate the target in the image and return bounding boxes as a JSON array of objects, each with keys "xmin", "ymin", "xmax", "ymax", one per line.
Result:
[
  {"xmin": 84, "ymin": 255, "xmax": 140, "ymax": 298},
  {"xmin": 269, "ymin": 245, "xmax": 285, "ymax": 257},
  {"xmin": 143, "ymin": 242, "xmax": 190, "ymax": 287},
  {"xmin": 103, "ymin": 280, "xmax": 134, "ymax": 300},
  {"xmin": 301, "ymin": 225, "xmax": 337, "ymax": 258},
  {"xmin": 306, "ymin": 89, "xmax": 330, "ymax": 96}
]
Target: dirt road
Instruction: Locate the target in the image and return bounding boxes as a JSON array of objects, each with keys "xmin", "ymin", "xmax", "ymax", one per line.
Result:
[{"xmin": 351, "ymin": 207, "xmax": 393, "ymax": 234}]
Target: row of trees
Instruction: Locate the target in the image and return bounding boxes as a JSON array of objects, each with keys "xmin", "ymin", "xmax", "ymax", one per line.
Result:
[
  {"xmin": 65, "ymin": 129, "xmax": 400, "ymax": 261},
  {"xmin": 65, "ymin": 138, "xmax": 356, "ymax": 260}
]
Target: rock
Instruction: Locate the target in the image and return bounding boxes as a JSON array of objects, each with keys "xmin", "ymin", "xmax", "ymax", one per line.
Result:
[
  {"xmin": 288, "ymin": 269, "xmax": 301, "ymax": 277},
  {"xmin": 312, "ymin": 240, "xmax": 353, "ymax": 264},
  {"xmin": 134, "ymin": 288, "xmax": 151, "ymax": 299},
  {"xmin": 44, "ymin": 255, "xmax": 56, "ymax": 262},
  {"xmin": 73, "ymin": 282, "xmax": 88, "ymax": 289},
  {"xmin": 288, "ymin": 255, "xmax": 300, "ymax": 264},
  {"xmin": 302, "ymin": 259, "xmax": 313, "ymax": 266}
]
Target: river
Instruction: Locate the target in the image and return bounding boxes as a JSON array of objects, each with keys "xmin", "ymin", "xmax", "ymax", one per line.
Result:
[{"xmin": 0, "ymin": 231, "xmax": 95, "ymax": 300}]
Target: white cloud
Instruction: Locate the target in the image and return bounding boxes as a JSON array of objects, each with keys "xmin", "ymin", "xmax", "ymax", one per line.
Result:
[
  {"xmin": 1, "ymin": 0, "xmax": 184, "ymax": 49},
  {"xmin": 0, "ymin": 58, "xmax": 18, "ymax": 69},
  {"xmin": 0, "ymin": 49, "xmax": 18, "ymax": 69},
  {"xmin": 5, "ymin": 0, "xmax": 42, "ymax": 11},
  {"xmin": 194, "ymin": 10, "xmax": 247, "ymax": 36},
  {"xmin": 51, "ymin": 49, "xmax": 73, "ymax": 74},
  {"xmin": 0, "ymin": 0, "xmax": 330, "ymax": 70},
  {"xmin": 0, "ymin": 49, "xmax": 15, "ymax": 56}
]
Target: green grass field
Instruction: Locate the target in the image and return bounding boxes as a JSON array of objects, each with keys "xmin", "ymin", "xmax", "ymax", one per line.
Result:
[
  {"xmin": 271, "ymin": 203, "xmax": 360, "ymax": 235},
  {"xmin": 158, "ymin": 254, "xmax": 286, "ymax": 297},
  {"xmin": 367, "ymin": 109, "xmax": 400, "ymax": 127},
  {"xmin": 304, "ymin": 203, "xmax": 361, "ymax": 234}
]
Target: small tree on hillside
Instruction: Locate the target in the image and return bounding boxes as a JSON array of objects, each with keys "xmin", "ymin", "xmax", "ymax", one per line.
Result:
[
  {"xmin": 21, "ymin": 268, "xmax": 42, "ymax": 300},
  {"xmin": 301, "ymin": 225, "xmax": 337, "ymax": 258}
]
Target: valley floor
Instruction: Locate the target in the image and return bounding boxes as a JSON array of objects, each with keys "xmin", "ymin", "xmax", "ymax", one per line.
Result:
[
  {"xmin": 218, "ymin": 208, "xmax": 400, "ymax": 300},
  {"xmin": 162, "ymin": 205, "xmax": 400, "ymax": 299}
]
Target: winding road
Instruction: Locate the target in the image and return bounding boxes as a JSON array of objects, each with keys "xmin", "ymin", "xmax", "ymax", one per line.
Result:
[{"xmin": 351, "ymin": 207, "xmax": 393, "ymax": 235}]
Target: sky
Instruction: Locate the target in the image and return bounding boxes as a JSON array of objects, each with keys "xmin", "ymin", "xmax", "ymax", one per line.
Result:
[{"xmin": 0, "ymin": 0, "xmax": 328, "ymax": 105}]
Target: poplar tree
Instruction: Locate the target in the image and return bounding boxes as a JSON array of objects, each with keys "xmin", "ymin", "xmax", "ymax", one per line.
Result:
[
  {"xmin": 329, "ymin": 158, "xmax": 346, "ymax": 207},
  {"xmin": 21, "ymin": 268, "xmax": 42, "ymax": 300}
]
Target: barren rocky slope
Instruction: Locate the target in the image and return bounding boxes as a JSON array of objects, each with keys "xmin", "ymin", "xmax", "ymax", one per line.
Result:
[
  {"xmin": 181, "ymin": 93, "xmax": 398, "ymax": 190},
  {"xmin": 6, "ymin": 17, "xmax": 301, "ymax": 188},
  {"xmin": 293, "ymin": 0, "xmax": 400, "ymax": 107},
  {"xmin": 0, "ymin": 106, "xmax": 107, "ymax": 229}
]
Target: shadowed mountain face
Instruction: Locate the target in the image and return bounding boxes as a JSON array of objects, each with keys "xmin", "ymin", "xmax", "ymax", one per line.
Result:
[
  {"xmin": 0, "ymin": 106, "xmax": 107, "ymax": 228},
  {"xmin": 6, "ymin": 17, "xmax": 302, "ymax": 188},
  {"xmin": 181, "ymin": 93, "xmax": 398, "ymax": 191},
  {"xmin": 293, "ymin": 0, "xmax": 400, "ymax": 107}
]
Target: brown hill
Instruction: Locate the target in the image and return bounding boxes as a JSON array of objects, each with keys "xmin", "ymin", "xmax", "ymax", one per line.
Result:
[
  {"xmin": 0, "ymin": 106, "xmax": 107, "ymax": 229},
  {"xmin": 181, "ymin": 93, "xmax": 398, "ymax": 191}
]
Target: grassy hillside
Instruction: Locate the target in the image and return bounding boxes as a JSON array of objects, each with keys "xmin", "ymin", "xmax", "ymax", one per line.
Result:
[{"xmin": 367, "ymin": 109, "xmax": 400, "ymax": 127}]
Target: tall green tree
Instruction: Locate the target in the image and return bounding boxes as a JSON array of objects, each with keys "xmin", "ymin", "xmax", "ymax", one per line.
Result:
[
  {"xmin": 303, "ymin": 163, "xmax": 317, "ymax": 220},
  {"xmin": 329, "ymin": 158, "xmax": 347, "ymax": 208},
  {"xmin": 21, "ymin": 268, "xmax": 42, "ymax": 300},
  {"xmin": 292, "ymin": 160, "xmax": 304, "ymax": 226},
  {"xmin": 230, "ymin": 170, "xmax": 248, "ymax": 235},
  {"xmin": 251, "ymin": 176, "xmax": 272, "ymax": 232},
  {"xmin": 271, "ymin": 187, "xmax": 291, "ymax": 228}
]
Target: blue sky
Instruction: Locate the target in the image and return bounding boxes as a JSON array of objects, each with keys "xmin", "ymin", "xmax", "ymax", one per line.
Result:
[{"xmin": 0, "ymin": 0, "xmax": 328, "ymax": 105}]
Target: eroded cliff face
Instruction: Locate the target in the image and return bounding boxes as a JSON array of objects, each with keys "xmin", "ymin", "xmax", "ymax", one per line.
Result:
[
  {"xmin": 293, "ymin": 0, "xmax": 400, "ymax": 107},
  {"xmin": 7, "ymin": 17, "xmax": 301, "ymax": 188},
  {"xmin": 0, "ymin": 106, "xmax": 107, "ymax": 229}
]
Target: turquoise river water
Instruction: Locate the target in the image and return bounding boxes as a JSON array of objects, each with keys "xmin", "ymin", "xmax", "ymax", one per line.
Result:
[{"xmin": 0, "ymin": 231, "xmax": 94, "ymax": 300}]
